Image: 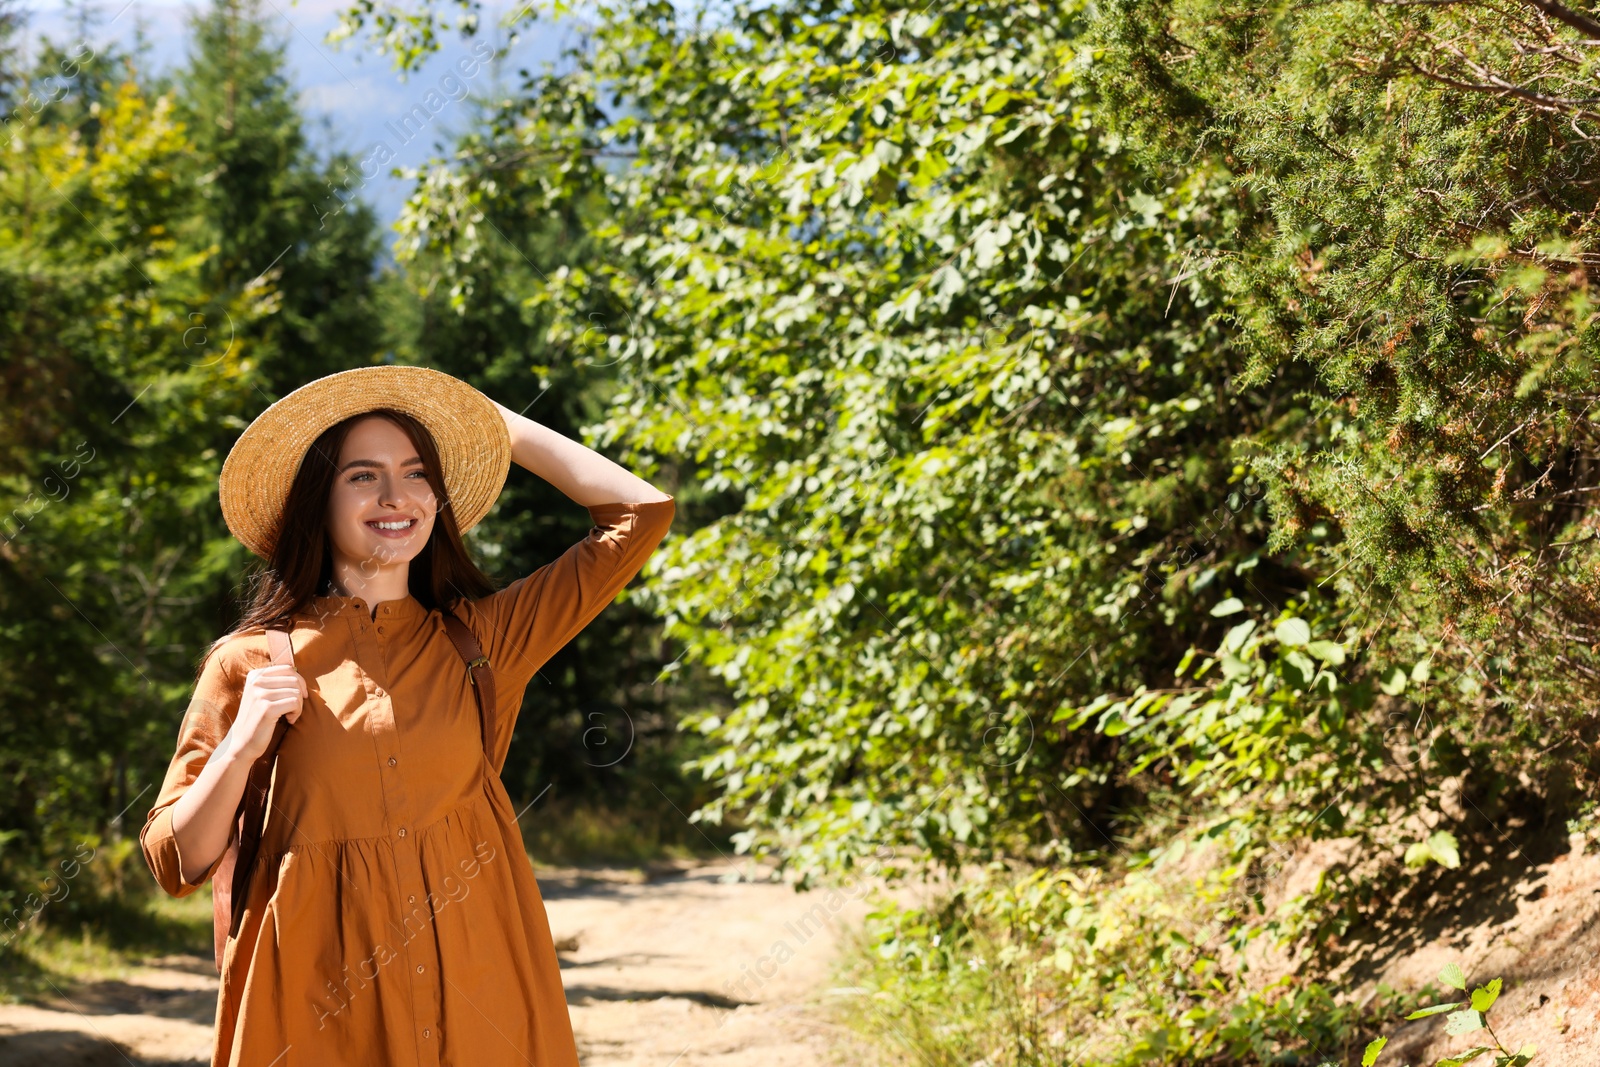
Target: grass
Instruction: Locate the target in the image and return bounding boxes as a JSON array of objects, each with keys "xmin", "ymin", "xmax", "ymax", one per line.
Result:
[
  {"xmin": 0, "ymin": 889, "xmax": 213, "ymax": 1004},
  {"xmin": 517, "ymin": 794, "xmax": 736, "ymax": 868},
  {"xmin": 824, "ymin": 912, "xmax": 1053, "ymax": 1067}
]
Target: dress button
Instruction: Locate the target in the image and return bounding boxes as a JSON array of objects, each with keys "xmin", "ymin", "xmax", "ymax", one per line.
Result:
[
  {"xmin": 423, "ymin": 1028, "xmax": 431, "ymax": 1038},
  {"xmin": 416, "ymin": 964, "xmax": 424, "ymax": 973},
  {"xmin": 377, "ymin": 626, "xmax": 385, "ymax": 634},
  {"xmin": 409, "ymin": 894, "xmax": 416, "ymax": 903},
  {"xmin": 397, "ymin": 827, "xmax": 406, "ymax": 837},
  {"xmin": 388, "ymin": 756, "xmax": 397, "ymax": 766}
]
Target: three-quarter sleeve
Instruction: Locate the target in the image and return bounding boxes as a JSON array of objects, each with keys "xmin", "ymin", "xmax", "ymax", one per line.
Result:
[
  {"xmin": 457, "ymin": 496, "xmax": 675, "ymax": 694},
  {"xmin": 139, "ymin": 642, "xmax": 245, "ymax": 898}
]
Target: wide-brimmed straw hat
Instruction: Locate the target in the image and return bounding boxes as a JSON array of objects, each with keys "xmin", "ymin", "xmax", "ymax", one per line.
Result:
[{"xmin": 219, "ymin": 365, "xmax": 511, "ymax": 560}]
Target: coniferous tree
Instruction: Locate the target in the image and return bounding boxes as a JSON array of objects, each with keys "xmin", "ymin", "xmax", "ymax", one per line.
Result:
[{"xmin": 167, "ymin": 0, "xmax": 386, "ymax": 399}]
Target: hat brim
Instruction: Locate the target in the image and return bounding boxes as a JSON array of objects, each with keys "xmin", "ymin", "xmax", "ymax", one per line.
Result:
[{"xmin": 219, "ymin": 365, "xmax": 511, "ymax": 560}]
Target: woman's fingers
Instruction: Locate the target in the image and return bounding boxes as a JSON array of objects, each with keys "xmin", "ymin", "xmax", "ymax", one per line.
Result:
[
  {"xmin": 243, "ymin": 664, "xmax": 308, "ymax": 731},
  {"xmin": 251, "ymin": 679, "xmax": 305, "ymax": 702}
]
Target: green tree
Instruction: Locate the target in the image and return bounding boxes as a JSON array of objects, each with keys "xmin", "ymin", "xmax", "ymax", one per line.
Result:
[
  {"xmin": 1089, "ymin": 0, "xmax": 1600, "ymax": 749},
  {"xmin": 0, "ymin": 64, "xmax": 274, "ymax": 936},
  {"xmin": 167, "ymin": 0, "xmax": 387, "ymax": 398}
]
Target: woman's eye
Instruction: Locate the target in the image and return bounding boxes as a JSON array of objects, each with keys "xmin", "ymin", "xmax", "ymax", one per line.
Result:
[{"xmin": 348, "ymin": 470, "xmax": 426, "ymax": 483}]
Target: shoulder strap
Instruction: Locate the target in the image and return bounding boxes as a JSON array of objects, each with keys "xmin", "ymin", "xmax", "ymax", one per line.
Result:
[
  {"xmin": 441, "ymin": 610, "xmax": 497, "ymax": 760},
  {"xmin": 266, "ymin": 627, "xmax": 293, "ymax": 667},
  {"xmin": 224, "ymin": 625, "xmax": 294, "ymax": 942}
]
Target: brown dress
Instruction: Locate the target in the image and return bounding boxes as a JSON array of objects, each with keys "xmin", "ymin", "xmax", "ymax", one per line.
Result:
[{"xmin": 139, "ymin": 497, "xmax": 675, "ymax": 1067}]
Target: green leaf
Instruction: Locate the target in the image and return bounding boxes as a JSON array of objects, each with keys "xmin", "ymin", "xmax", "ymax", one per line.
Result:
[
  {"xmin": 1437, "ymin": 1048, "xmax": 1493, "ymax": 1067},
  {"xmin": 1470, "ymin": 977, "xmax": 1502, "ymax": 1013},
  {"xmin": 1444, "ymin": 1008, "xmax": 1485, "ymax": 1036},
  {"xmin": 1285, "ymin": 650, "xmax": 1317, "ymax": 685},
  {"xmin": 1493, "ymin": 1043, "xmax": 1536, "ymax": 1066},
  {"xmin": 1440, "ymin": 962, "xmax": 1468, "ymax": 990},
  {"xmin": 1405, "ymin": 1001, "xmax": 1463, "ymax": 1019},
  {"xmin": 1223, "ymin": 618, "xmax": 1258, "ymax": 652},
  {"xmin": 1404, "ymin": 831, "xmax": 1461, "ymax": 870},
  {"xmin": 1306, "ymin": 640, "xmax": 1346, "ymax": 664},
  {"xmin": 1380, "ymin": 666, "xmax": 1408, "ymax": 695},
  {"xmin": 1210, "ymin": 597, "xmax": 1244, "ymax": 617},
  {"xmin": 1429, "ymin": 831, "xmax": 1461, "ymax": 869},
  {"xmin": 1361, "ymin": 1035, "xmax": 1387, "ymax": 1066},
  {"xmin": 1274, "ymin": 617, "xmax": 1311, "ymax": 645}
]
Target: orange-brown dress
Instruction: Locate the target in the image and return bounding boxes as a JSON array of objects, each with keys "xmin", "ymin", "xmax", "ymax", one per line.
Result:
[{"xmin": 139, "ymin": 497, "xmax": 674, "ymax": 1067}]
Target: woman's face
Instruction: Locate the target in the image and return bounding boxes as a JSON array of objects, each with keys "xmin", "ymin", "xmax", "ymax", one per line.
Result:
[{"xmin": 325, "ymin": 415, "xmax": 439, "ymax": 572}]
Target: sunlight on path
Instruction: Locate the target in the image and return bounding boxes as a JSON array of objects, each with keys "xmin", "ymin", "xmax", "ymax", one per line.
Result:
[{"xmin": 542, "ymin": 859, "xmax": 878, "ymax": 1067}]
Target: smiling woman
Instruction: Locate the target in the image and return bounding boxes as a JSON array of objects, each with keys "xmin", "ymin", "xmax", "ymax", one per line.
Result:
[{"xmin": 137, "ymin": 364, "xmax": 674, "ymax": 1067}]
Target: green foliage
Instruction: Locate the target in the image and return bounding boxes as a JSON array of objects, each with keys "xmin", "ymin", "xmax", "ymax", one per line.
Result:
[
  {"xmin": 165, "ymin": 0, "xmax": 390, "ymax": 397},
  {"xmin": 0, "ymin": 57, "xmax": 273, "ymax": 928},
  {"xmin": 328, "ymin": 0, "xmax": 1599, "ymax": 1059},
  {"xmin": 433, "ymin": 0, "xmax": 1286, "ymax": 883},
  {"xmin": 1089, "ymin": 0, "xmax": 1600, "ymax": 734},
  {"xmin": 379, "ymin": 102, "xmax": 723, "ymax": 842}
]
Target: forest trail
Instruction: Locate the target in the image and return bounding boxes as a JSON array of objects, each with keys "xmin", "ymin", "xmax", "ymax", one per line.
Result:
[
  {"xmin": 6, "ymin": 849, "xmax": 1600, "ymax": 1064},
  {"xmin": 0, "ymin": 859, "xmax": 883, "ymax": 1066}
]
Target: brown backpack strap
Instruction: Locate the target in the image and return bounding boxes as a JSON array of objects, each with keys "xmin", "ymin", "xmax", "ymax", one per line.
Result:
[
  {"xmin": 214, "ymin": 624, "xmax": 295, "ymax": 971},
  {"xmin": 441, "ymin": 610, "xmax": 496, "ymax": 758}
]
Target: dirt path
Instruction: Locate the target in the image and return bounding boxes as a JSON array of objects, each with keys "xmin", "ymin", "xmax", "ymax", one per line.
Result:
[
  {"xmin": 0, "ymin": 859, "xmax": 881, "ymax": 1066},
  {"xmin": 8, "ymin": 846, "xmax": 1600, "ymax": 1065},
  {"xmin": 544, "ymin": 859, "xmax": 879, "ymax": 1066}
]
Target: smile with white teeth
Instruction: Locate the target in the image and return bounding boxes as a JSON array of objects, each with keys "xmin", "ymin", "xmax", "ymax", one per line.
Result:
[{"xmin": 367, "ymin": 519, "xmax": 416, "ymax": 530}]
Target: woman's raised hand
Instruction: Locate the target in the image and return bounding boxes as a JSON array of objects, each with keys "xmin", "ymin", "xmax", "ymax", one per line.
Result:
[{"xmin": 226, "ymin": 664, "xmax": 307, "ymax": 765}]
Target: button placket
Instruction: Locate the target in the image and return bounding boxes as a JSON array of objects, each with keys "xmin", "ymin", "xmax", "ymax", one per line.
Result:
[{"xmin": 352, "ymin": 607, "xmax": 444, "ymax": 1066}]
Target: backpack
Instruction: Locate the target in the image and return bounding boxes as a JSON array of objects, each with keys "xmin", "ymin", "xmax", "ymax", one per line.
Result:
[{"xmin": 209, "ymin": 610, "xmax": 496, "ymax": 974}]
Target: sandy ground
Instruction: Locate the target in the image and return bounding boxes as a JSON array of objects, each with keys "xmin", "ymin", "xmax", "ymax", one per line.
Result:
[
  {"xmin": 1349, "ymin": 840, "xmax": 1600, "ymax": 1067},
  {"xmin": 544, "ymin": 858, "xmax": 883, "ymax": 1066},
  {"xmin": 0, "ymin": 858, "xmax": 883, "ymax": 1067}
]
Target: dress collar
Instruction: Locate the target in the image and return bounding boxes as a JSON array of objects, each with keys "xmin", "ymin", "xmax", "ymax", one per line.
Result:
[{"xmin": 303, "ymin": 592, "xmax": 428, "ymax": 620}]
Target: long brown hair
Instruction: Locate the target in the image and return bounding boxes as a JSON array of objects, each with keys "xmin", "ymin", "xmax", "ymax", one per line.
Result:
[{"xmin": 198, "ymin": 408, "xmax": 499, "ymax": 678}]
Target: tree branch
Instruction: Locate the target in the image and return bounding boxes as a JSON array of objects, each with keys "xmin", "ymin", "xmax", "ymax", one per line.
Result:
[{"xmin": 1517, "ymin": 0, "xmax": 1600, "ymax": 40}]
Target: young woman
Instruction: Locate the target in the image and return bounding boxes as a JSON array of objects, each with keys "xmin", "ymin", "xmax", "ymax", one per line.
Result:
[{"xmin": 138, "ymin": 365, "xmax": 674, "ymax": 1066}]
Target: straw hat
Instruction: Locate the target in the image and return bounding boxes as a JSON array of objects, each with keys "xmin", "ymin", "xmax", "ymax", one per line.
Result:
[{"xmin": 219, "ymin": 365, "xmax": 511, "ymax": 560}]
